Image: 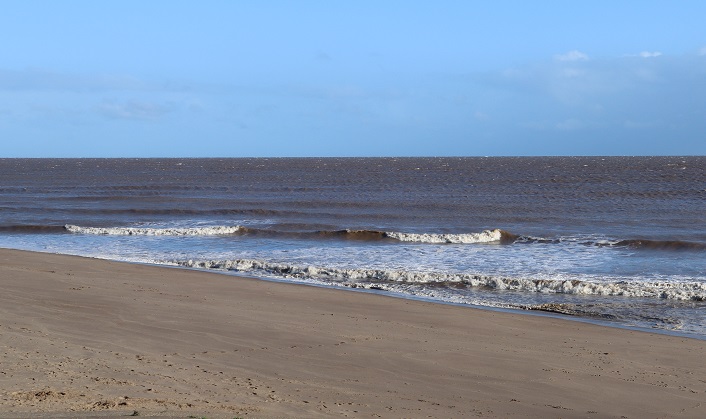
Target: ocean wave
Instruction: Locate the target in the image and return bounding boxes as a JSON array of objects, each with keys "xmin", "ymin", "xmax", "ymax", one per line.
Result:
[
  {"xmin": 306, "ymin": 228, "xmax": 510, "ymax": 243},
  {"xmin": 515, "ymin": 235, "xmax": 706, "ymax": 251},
  {"xmin": 384, "ymin": 229, "xmax": 511, "ymax": 244},
  {"xmin": 0, "ymin": 225, "xmax": 67, "ymax": 234},
  {"xmin": 591, "ymin": 238, "xmax": 706, "ymax": 251},
  {"xmin": 64, "ymin": 224, "xmax": 243, "ymax": 236},
  {"xmin": 171, "ymin": 258, "xmax": 706, "ymax": 301},
  {"xmin": 63, "ymin": 223, "xmax": 511, "ymax": 244},
  {"xmin": 60, "ymin": 223, "xmax": 706, "ymax": 251},
  {"xmin": 287, "ymin": 228, "xmax": 511, "ymax": 243}
]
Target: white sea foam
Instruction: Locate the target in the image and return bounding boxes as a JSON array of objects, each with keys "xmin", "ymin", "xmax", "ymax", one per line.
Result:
[
  {"xmin": 385, "ymin": 229, "xmax": 503, "ymax": 244},
  {"xmin": 64, "ymin": 224, "xmax": 243, "ymax": 236},
  {"xmin": 170, "ymin": 258, "xmax": 706, "ymax": 301}
]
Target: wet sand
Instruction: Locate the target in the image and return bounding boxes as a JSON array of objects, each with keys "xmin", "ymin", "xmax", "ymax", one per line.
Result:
[{"xmin": 1, "ymin": 248, "xmax": 704, "ymax": 418}]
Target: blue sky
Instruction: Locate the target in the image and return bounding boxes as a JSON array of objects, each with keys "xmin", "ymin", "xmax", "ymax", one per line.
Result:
[{"xmin": 1, "ymin": 1, "xmax": 705, "ymax": 157}]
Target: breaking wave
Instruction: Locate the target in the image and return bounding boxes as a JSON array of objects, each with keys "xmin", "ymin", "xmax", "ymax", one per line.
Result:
[
  {"xmin": 58, "ymin": 224, "xmax": 706, "ymax": 251},
  {"xmin": 64, "ymin": 224, "xmax": 244, "ymax": 236},
  {"xmin": 385, "ymin": 229, "xmax": 512, "ymax": 244},
  {"xmin": 63, "ymin": 224, "xmax": 511, "ymax": 244},
  {"xmin": 170, "ymin": 258, "xmax": 706, "ymax": 301}
]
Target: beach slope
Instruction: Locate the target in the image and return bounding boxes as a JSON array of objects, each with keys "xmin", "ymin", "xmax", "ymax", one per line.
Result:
[{"xmin": 0, "ymin": 249, "xmax": 704, "ymax": 418}]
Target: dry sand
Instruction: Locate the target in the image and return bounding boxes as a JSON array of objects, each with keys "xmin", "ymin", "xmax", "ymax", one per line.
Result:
[{"xmin": 0, "ymin": 248, "xmax": 704, "ymax": 418}]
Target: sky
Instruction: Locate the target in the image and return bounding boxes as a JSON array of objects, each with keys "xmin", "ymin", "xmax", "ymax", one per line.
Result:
[{"xmin": 1, "ymin": 1, "xmax": 705, "ymax": 157}]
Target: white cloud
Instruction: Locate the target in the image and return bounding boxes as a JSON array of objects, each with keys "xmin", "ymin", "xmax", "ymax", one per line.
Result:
[
  {"xmin": 98, "ymin": 100, "xmax": 170, "ymax": 120},
  {"xmin": 555, "ymin": 50, "xmax": 589, "ymax": 62},
  {"xmin": 623, "ymin": 51, "xmax": 662, "ymax": 58},
  {"xmin": 699, "ymin": 46, "xmax": 706, "ymax": 56}
]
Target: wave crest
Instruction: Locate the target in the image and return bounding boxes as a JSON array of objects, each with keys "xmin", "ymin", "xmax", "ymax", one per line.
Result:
[
  {"xmin": 63, "ymin": 224, "xmax": 512, "ymax": 244},
  {"xmin": 64, "ymin": 224, "xmax": 243, "ymax": 236},
  {"xmin": 172, "ymin": 258, "xmax": 706, "ymax": 301},
  {"xmin": 384, "ymin": 229, "xmax": 509, "ymax": 244}
]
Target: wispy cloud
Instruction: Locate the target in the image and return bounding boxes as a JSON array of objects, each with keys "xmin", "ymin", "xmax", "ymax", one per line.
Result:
[
  {"xmin": 624, "ymin": 119, "xmax": 658, "ymax": 129},
  {"xmin": 315, "ymin": 51, "xmax": 332, "ymax": 61},
  {"xmin": 555, "ymin": 118, "xmax": 584, "ymax": 131},
  {"xmin": 625, "ymin": 51, "xmax": 663, "ymax": 58},
  {"xmin": 97, "ymin": 100, "xmax": 171, "ymax": 120},
  {"xmin": 0, "ymin": 68, "xmax": 186, "ymax": 92},
  {"xmin": 554, "ymin": 50, "xmax": 589, "ymax": 62},
  {"xmin": 464, "ymin": 50, "xmax": 706, "ymax": 142},
  {"xmin": 473, "ymin": 111, "xmax": 489, "ymax": 121},
  {"xmin": 699, "ymin": 46, "xmax": 706, "ymax": 56}
]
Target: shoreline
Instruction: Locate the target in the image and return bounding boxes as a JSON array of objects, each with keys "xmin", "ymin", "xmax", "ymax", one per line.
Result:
[
  {"xmin": 214, "ymin": 269, "xmax": 706, "ymax": 341},
  {"xmin": 11, "ymin": 247, "xmax": 705, "ymax": 341},
  {"xmin": 1, "ymin": 248, "xmax": 704, "ymax": 418},
  {"xmin": 184, "ymin": 265, "xmax": 706, "ymax": 342}
]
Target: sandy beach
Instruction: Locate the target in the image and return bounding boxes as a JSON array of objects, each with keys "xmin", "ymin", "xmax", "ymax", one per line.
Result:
[{"xmin": 0, "ymin": 248, "xmax": 704, "ymax": 418}]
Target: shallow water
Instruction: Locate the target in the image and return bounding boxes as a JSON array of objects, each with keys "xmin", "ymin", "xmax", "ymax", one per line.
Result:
[{"xmin": 1, "ymin": 157, "xmax": 704, "ymax": 336}]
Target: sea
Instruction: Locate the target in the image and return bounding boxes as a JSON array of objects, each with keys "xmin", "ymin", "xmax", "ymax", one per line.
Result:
[{"xmin": 1, "ymin": 157, "xmax": 705, "ymax": 337}]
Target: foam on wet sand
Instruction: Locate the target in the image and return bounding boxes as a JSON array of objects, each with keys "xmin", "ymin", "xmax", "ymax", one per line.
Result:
[{"xmin": 0, "ymin": 248, "xmax": 704, "ymax": 418}]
